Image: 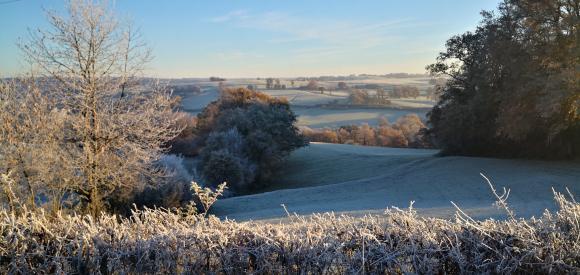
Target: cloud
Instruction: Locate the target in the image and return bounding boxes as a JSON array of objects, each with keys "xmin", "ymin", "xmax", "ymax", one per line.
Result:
[
  {"xmin": 205, "ymin": 9, "xmax": 442, "ymax": 69},
  {"xmin": 209, "ymin": 10, "xmax": 249, "ymax": 23},
  {"xmin": 210, "ymin": 10, "xmax": 420, "ymax": 63},
  {"xmin": 214, "ymin": 51, "xmax": 264, "ymax": 61},
  {"xmin": 211, "ymin": 10, "xmax": 414, "ymax": 45},
  {"xmin": 289, "ymin": 46, "xmax": 347, "ymax": 61}
]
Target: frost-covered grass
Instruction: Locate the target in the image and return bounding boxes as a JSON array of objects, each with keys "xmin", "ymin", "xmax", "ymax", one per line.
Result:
[
  {"xmin": 213, "ymin": 143, "xmax": 579, "ymax": 221},
  {"xmin": 1, "ymin": 189, "xmax": 579, "ymax": 273},
  {"xmin": 293, "ymin": 107, "xmax": 428, "ymax": 128}
]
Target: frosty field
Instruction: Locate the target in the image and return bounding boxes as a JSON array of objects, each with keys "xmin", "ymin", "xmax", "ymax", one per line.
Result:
[
  {"xmin": 292, "ymin": 106, "xmax": 429, "ymax": 127},
  {"xmin": 169, "ymin": 76, "xmax": 580, "ymax": 222},
  {"xmin": 212, "ymin": 143, "xmax": 580, "ymax": 221},
  {"xmin": 175, "ymin": 76, "xmax": 434, "ymax": 127},
  {"xmin": 173, "ymin": 77, "xmax": 579, "ymax": 222}
]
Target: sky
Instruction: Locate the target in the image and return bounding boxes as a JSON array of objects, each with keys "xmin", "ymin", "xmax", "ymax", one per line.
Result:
[{"xmin": 0, "ymin": 0, "xmax": 501, "ymax": 78}]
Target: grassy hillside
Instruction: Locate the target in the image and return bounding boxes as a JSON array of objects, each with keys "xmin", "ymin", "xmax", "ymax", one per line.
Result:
[
  {"xmin": 212, "ymin": 143, "xmax": 580, "ymax": 221},
  {"xmin": 264, "ymin": 143, "xmax": 436, "ymax": 191}
]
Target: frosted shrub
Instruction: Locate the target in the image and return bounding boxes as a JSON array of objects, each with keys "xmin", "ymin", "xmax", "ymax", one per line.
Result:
[
  {"xmin": 128, "ymin": 155, "xmax": 195, "ymax": 210},
  {"xmin": 198, "ymin": 128, "xmax": 256, "ymax": 190},
  {"xmin": 1, "ymin": 187, "xmax": 578, "ymax": 273},
  {"xmin": 157, "ymin": 154, "xmax": 194, "ymax": 184},
  {"xmin": 196, "ymin": 88, "xmax": 306, "ymax": 192}
]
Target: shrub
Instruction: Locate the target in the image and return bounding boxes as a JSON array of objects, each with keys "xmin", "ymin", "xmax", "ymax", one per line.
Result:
[
  {"xmin": 209, "ymin": 76, "xmax": 226, "ymax": 82},
  {"xmin": 395, "ymin": 114, "xmax": 426, "ymax": 145},
  {"xmin": 127, "ymin": 155, "xmax": 194, "ymax": 212},
  {"xmin": 196, "ymin": 88, "xmax": 306, "ymax": 191},
  {"xmin": 1, "ymin": 186, "xmax": 578, "ymax": 273},
  {"xmin": 201, "ymin": 150, "xmax": 254, "ymax": 191}
]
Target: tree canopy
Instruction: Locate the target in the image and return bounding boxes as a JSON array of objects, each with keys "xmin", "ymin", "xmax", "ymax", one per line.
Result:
[
  {"xmin": 427, "ymin": 0, "xmax": 579, "ymax": 159},
  {"xmin": 196, "ymin": 88, "xmax": 306, "ymax": 192}
]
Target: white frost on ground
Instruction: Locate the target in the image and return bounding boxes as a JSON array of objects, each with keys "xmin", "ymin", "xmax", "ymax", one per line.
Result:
[
  {"xmin": 212, "ymin": 143, "xmax": 580, "ymax": 221},
  {"xmin": 175, "ymin": 82, "xmax": 434, "ymax": 128},
  {"xmin": 388, "ymin": 97, "xmax": 436, "ymax": 108},
  {"xmin": 262, "ymin": 89, "xmax": 348, "ymax": 106},
  {"xmin": 293, "ymin": 106, "xmax": 429, "ymax": 127},
  {"xmin": 179, "ymin": 88, "xmax": 220, "ymax": 113}
]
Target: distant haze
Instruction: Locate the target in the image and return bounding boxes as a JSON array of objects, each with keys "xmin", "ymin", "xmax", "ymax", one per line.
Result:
[{"xmin": 0, "ymin": 0, "xmax": 500, "ymax": 78}]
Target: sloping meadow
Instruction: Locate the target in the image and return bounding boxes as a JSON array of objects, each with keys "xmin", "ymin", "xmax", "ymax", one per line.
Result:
[{"xmin": 1, "ymin": 191, "xmax": 579, "ymax": 274}]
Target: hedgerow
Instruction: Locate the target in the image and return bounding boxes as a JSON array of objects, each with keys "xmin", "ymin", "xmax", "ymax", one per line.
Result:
[{"xmin": 1, "ymin": 188, "xmax": 578, "ymax": 274}]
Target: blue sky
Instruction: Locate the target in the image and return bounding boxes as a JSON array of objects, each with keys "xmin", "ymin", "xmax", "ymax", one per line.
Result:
[{"xmin": 0, "ymin": 0, "xmax": 501, "ymax": 78}]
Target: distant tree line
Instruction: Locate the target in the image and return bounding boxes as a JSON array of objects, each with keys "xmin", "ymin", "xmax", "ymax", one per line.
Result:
[
  {"xmin": 427, "ymin": 0, "xmax": 579, "ymax": 159},
  {"xmin": 346, "ymin": 85, "xmax": 422, "ymax": 105},
  {"xmin": 209, "ymin": 76, "xmax": 226, "ymax": 82},
  {"xmin": 294, "ymin": 73, "xmax": 428, "ymax": 82},
  {"xmin": 295, "ymin": 76, "xmax": 358, "ymax": 81},
  {"xmin": 353, "ymin": 84, "xmax": 382, "ymax": 90},
  {"xmin": 337, "ymin": 82, "xmax": 349, "ymax": 90},
  {"xmin": 171, "ymin": 84, "xmax": 202, "ymax": 95},
  {"xmin": 295, "ymin": 80, "xmax": 331, "ymax": 95},
  {"xmin": 390, "ymin": 85, "xmax": 420, "ymax": 99},
  {"xmin": 351, "ymin": 85, "xmax": 419, "ymax": 98},
  {"xmin": 348, "ymin": 89, "xmax": 391, "ymax": 105},
  {"xmin": 265, "ymin": 78, "xmax": 286, "ymax": 89},
  {"xmin": 381, "ymin": 73, "xmax": 428, "ymax": 78},
  {"xmin": 301, "ymin": 114, "xmax": 431, "ymax": 148}
]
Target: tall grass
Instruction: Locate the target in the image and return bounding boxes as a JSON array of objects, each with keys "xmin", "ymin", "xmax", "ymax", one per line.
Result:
[{"xmin": 1, "ymin": 188, "xmax": 578, "ymax": 274}]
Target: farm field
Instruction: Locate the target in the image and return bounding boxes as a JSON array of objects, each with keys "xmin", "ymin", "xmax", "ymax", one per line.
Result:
[
  {"xmin": 211, "ymin": 142, "xmax": 580, "ymax": 221},
  {"xmin": 175, "ymin": 76, "xmax": 435, "ymax": 127},
  {"xmin": 292, "ymin": 106, "xmax": 429, "ymax": 127}
]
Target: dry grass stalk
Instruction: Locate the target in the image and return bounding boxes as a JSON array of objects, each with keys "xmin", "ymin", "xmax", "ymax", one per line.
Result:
[
  {"xmin": 0, "ymin": 183, "xmax": 578, "ymax": 274},
  {"xmin": 190, "ymin": 182, "xmax": 227, "ymax": 216}
]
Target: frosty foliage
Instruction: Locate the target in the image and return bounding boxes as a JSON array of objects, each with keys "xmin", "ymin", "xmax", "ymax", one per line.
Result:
[
  {"xmin": 157, "ymin": 154, "xmax": 194, "ymax": 184},
  {"xmin": 427, "ymin": 0, "xmax": 579, "ymax": 158},
  {"xmin": 129, "ymin": 155, "xmax": 195, "ymax": 211},
  {"xmin": 196, "ymin": 88, "xmax": 306, "ymax": 192},
  {"xmin": 1, "ymin": 0, "xmax": 182, "ymax": 216},
  {"xmin": 199, "ymin": 129, "xmax": 257, "ymax": 191},
  {"xmin": 1, "ymin": 183, "xmax": 578, "ymax": 273}
]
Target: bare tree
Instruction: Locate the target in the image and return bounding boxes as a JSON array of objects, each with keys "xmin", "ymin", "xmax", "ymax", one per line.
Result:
[
  {"xmin": 10, "ymin": 0, "xmax": 181, "ymax": 216},
  {"xmin": 0, "ymin": 79, "xmax": 72, "ymax": 213},
  {"xmin": 306, "ymin": 80, "xmax": 319, "ymax": 91}
]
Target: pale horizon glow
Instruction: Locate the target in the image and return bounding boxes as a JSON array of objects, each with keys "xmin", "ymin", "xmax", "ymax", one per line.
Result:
[{"xmin": 0, "ymin": 0, "xmax": 501, "ymax": 78}]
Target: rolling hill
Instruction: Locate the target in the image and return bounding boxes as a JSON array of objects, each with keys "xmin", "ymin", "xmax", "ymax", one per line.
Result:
[{"xmin": 212, "ymin": 143, "xmax": 580, "ymax": 221}]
